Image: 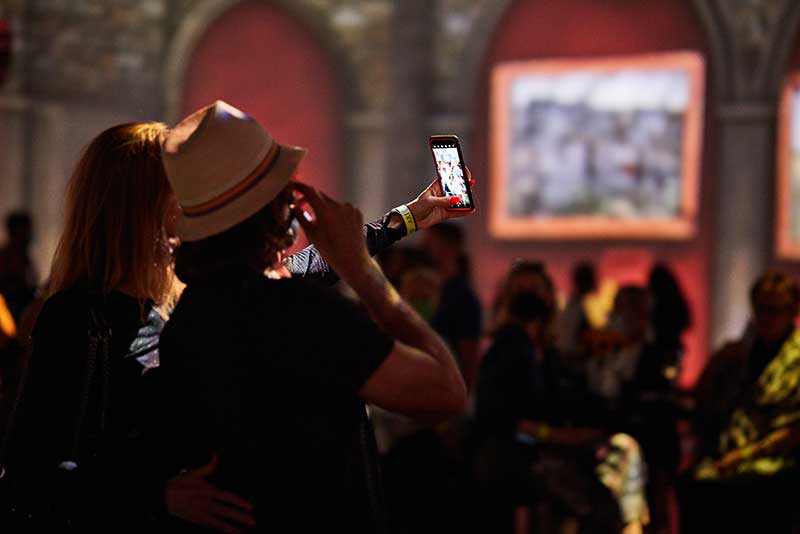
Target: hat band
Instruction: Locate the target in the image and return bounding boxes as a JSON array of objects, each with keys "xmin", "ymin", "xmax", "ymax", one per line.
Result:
[{"xmin": 182, "ymin": 143, "xmax": 282, "ymax": 218}]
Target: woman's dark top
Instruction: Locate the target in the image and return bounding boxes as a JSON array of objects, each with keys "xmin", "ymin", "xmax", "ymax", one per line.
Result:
[
  {"xmin": 472, "ymin": 325, "xmax": 597, "ymax": 446},
  {"xmin": 3, "ymin": 287, "xmax": 168, "ymax": 528}
]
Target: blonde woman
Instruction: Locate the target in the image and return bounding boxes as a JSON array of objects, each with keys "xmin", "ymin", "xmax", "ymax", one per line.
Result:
[{"xmin": 1, "ymin": 123, "xmax": 255, "ymax": 532}]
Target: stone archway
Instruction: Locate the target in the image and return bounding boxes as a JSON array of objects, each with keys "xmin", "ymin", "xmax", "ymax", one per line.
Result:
[
  {"xmin": 162, "ymin": 0, "xmax": 388, "ymax": 250},
  {"xmin": 163, "ymin": 0, "xmax": 365, "ymax": 124}
]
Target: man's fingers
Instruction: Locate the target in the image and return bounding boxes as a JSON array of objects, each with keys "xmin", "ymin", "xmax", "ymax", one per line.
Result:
[
  {"xmin": 212, "ymin": 488, "xmax": 255, "ymax": 511},
  {"xmin": 428, "ymin": 195, "xmax": 452, "ymax": 207},
  {"xmin": 210, "ymin": 501, "xmax": 256, "ymax": 527},
  {"xmin": 291, "ymin": 182, "xmax": 327, "ymax": 212},
  {"xmin": 291, "ymin": 197, "xmax": 317, "ymax": 226},
  {"xmin": 428, "ymin": 178, "xmax": 443, "ymax": 196}
]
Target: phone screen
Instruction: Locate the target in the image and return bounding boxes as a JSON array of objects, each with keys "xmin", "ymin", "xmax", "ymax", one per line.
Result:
[{"xmin": 431, "ymin": 138, "xmax": 472, "ymax": 211}]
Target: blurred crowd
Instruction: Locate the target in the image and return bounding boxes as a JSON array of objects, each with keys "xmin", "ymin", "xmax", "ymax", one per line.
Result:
[
  {"xmin": 2, "ymin": 208, "xmax": 800, "ymax": 533},
  {"xmin": 371, "ymin": 222, "xmax": 800, "ymax": 533}
]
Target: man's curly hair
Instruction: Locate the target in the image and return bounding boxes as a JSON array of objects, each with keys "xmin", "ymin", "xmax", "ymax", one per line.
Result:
[{"xmin": 174, "ymin": 185, "xmax": 295, "ymax": 284}]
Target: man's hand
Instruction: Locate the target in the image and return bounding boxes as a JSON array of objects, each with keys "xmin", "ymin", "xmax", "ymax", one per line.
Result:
[
  {"xmin": 406, "ymin": 168, "xmax": 476, "ymax": 230},
  {"xmin": 165, "ymin": 455, "xmax": 255, "ymax": 533},
  {"xmin": 291, "ymin": 182, "xmax": 373, "ymax": 281}
]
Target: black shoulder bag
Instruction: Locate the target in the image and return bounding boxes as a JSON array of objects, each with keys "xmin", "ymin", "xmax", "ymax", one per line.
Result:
[{"xmin": 0, "ymin": 305, "xmax": 112, "ymax": 530}]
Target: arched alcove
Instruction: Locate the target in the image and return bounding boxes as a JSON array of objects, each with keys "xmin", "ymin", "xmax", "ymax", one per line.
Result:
[{"xmin": 163, "ymin": 0, "xmax": 366, "ymax": 202}]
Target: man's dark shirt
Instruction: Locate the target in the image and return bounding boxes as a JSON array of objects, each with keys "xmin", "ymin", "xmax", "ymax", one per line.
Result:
[{"xmin": 159, "ymin": 270, "xmax": 394, "ymax": 532}]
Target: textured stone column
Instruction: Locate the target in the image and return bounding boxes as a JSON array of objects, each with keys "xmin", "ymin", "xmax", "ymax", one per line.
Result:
[
  {"xmin": 345, "ymin": 111, "xmax": 391, "ymax": 221},
  {"xmin": 386, "ymin": 0, "xmax": 435, "ymax": 204},
  {"xmin": 711, "ymin": 104, "xmax": 775, "ymax": 348}
]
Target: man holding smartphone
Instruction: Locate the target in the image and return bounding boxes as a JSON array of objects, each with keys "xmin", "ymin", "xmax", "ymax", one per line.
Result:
[{"xmin": 157, "ymin": 101, "xmax": 472, "ymax": 533}]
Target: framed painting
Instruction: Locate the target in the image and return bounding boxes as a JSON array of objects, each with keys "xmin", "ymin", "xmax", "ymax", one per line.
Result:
[{"xmin": 490, "ymin": 51, "xmax": 705, "ymax": 239}]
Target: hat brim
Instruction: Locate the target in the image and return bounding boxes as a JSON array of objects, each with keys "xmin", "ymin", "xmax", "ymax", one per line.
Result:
[{"xmin": 176, "ymin": 144, "xmax": 306, "ymax": 242}]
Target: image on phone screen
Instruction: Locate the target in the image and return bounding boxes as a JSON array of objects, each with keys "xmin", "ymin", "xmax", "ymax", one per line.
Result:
[{"xmin": 432, "ymin": 143, "xmax": 471, "ymax": 210}]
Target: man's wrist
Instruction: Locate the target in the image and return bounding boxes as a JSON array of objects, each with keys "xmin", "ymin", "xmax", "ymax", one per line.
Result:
[
  {"xmin": 391, "ymin": 204, "xmax": 417, "ymax": 235},
  {"xmin": 383, "ymin": 211, "xmax": 407, "ymax": 238}
]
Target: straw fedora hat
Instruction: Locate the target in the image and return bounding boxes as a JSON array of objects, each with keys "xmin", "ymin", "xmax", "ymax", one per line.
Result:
[{"xmin": 162, "ymin": 100, "xmax": 306, "ymax": 241}]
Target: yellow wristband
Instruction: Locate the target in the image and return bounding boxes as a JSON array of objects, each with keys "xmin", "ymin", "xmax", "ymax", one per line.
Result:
[{"xmin": 392, "ymin": 204, "xmax": 417, "ymax": 235}]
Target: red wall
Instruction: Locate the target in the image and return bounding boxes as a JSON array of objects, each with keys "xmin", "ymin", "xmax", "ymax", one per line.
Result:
[
  {"xmin": 468, "ymin": 0, "xmax": 717, "ymax": 386},
  {"xmin": 181, "ymin": 1, "xmax": 344, "ymax": 253},
  {"xmin": 775, "ymin": 33, "xmax": 800, "ymax": 275}
]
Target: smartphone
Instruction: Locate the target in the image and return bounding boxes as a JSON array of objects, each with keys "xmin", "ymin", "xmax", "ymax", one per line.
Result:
[{"xmin": 429, "ymin": 135, "xmax": 475, "ymax": 212}]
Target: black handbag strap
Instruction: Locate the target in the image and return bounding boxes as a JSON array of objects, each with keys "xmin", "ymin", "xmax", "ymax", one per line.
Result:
[
  {"xmin": 0, "ymin": 300, "xmax": 111, "ymax": 480},
  {"xmin": 59, "ymin": 305, "xmax": 111, "ymax": 471},
  {"xmin": 0, "ymin": 346, "xmax": 31, "ymax": 477}
]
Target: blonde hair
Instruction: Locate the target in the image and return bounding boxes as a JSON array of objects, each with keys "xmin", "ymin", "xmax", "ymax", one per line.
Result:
[{"xmin": 49, "ymin": 122, "xmax": 179, "ymax": 307}]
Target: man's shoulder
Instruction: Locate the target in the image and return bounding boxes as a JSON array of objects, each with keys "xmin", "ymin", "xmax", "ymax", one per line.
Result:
[
  {"xmin": 240, "ymin": 276, "xmax": 344, "ymax": 305},
  {"xmin": 35, "ymin": 288, "xmax": 88, "ymax": 329},
  {"xmin": 173, "ymin": 277, "xmax": 346, "ymax": 323}
]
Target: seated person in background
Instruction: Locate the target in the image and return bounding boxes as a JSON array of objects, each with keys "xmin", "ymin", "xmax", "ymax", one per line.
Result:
[
  {"xmin": 683, "ymin": 271, "xmax": 800, "ymax": 533},
  {"xmin": 472, "ymin": 289, "xmax": 649, "ymax": 534},
  {"xmin": 585, "ymin": 285, "xmax": 680, "ymax": 534}
]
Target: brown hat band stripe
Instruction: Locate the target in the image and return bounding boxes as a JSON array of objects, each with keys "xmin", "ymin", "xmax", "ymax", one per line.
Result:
[{"xmin": 182, "ymin": 143, "xmax": 281, "ymax": 218}]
